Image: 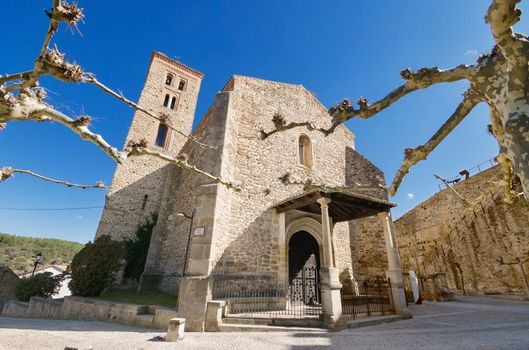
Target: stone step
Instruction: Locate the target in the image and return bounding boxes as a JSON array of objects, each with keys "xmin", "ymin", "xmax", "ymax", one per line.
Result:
[
  {"xmin": 132, "ymin": 314, "xmax": 155, "ymax": 328},
  {"xmin": 223, "ymin": 317, "xmax": 323, "ymax": 328},
  {"xmin": 218, "ymin": 323, "xmax": 328, "ymax": 332},
  {"xmin": 345, "ymin": 315, "xmax": 403, "ymax": 329}
]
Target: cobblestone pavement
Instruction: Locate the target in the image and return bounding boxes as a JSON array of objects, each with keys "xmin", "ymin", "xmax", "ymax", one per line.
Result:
[{"xmin": 0, "ymin": 295, "xmax": 528, "ymax": 350}]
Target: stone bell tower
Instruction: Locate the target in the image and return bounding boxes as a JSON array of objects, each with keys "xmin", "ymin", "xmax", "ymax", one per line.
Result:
[{"xmin": 95, "ymin": 51, "xmax": 204, "ymax": 240}]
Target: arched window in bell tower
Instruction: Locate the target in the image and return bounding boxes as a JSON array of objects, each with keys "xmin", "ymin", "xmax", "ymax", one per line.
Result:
[
  {"xmin": 163, "ymin": 94, "xmax": 170, "ymax": 107},
  {"xmin": 170, "ymin": 96, "xmax": 177, "ymax": 110},
  {"xmin": 165, "ymin": 73, "xmax": 174, "ymax": 86}
]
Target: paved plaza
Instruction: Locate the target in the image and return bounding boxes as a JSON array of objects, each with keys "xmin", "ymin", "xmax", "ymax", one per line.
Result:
[{"xmin": 0, "ymin": 295, "xmax": 528, "ymax": 350}]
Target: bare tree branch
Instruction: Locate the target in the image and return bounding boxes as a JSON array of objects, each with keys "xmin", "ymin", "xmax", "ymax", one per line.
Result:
[
  {"xmin": 1, "ymin": 95, "xmax": 125, "ymax": 163},
  {"xmin": 0, "ymin": 71, "xmax": 33, "ymax": 85},
  {"xmin": 125, "ymin": 143, "xmax": 241, "ymax": 191},
  {"xmin": 0, "ymin": 167, "xmax": 107, "ymax": 189},
  {"xmin": 278, "ymin": 172, "xmax": 388, "ymax": 193},
  {"xmin": 434, "ymin": 173, "xmax": 504, "ymax": 211},
  {"xmin": 0, "ymin": 0, "xmax": 236, "ymax": 192},
  {"xmin": 85, "ymin": 77, "xmax": 218, "ymax": 150},
  {"xmin": 486, "ymin": 0, "xmax": 522, "ymax": 55},
  {"xmin": 25, "ymin": 1, "xmax": 84, "ymax": 88},
  {"xmin": 260, "ymin": 65, "xmax": 476, "ymax": 139},
  {"xmin": 388, "ymin": 89, "xmax": 482, "ymax": 196}
]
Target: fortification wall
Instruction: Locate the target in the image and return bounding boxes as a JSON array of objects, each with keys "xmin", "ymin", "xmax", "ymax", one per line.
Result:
[{"xmin": 395, "ymin": 165, "xmax": 529, "ymax": 295}]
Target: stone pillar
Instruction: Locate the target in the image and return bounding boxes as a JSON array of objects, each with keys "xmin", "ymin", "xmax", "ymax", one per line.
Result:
[
  {"xmin": 166, "ymin": 318, "xmax": 185, "ymax": 341},
  {"xmin": 177, "ymin": 276, "xmax": 211, "ymax": 331},
  {"xmin": 176, "ymin": 184, "xmax": 217, "ymax": 331},
  {"xmin": 377, "ymin": 211, "xmax": 411, "ymax": 317},
  {"xmin": 317, "ymin": 197, "xmax": 343, "ymax": 328}
]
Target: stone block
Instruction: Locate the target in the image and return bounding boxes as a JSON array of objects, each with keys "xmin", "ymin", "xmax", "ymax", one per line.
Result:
[
  {"xmin": 166, "ymin": 318, "xmax": 185, "ymax": 342},
  {"xmin": 205, "ymin": 300, "xmax": 226, "ymax": 331},
  {"xmin": 177, "ymin": 277, "xmax": 211, "ymax": 331}
]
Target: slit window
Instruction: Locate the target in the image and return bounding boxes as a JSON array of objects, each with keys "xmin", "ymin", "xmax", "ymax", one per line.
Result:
[
  {"xmin": 155, "ymin": 123, "xmax": 169, "ymax": 148},
  {"xmin": 165, "ymin": 74, "xmax": 173, "ymax": 86},
  {"xmin": 298, "ymin": 135, "xmax": 313, "ymax": 168},
  {"xmin": 141, "ymin": 194, "xmax": 148, "ymax": 210},
  {"xmin": 170, "ymin": 96, "xmax": 177, "ymax": 110}
]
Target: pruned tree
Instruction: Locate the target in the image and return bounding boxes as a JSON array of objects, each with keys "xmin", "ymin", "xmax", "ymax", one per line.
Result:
[
  {"xmin": 262, "ymin": 0, "xmax": 529, "ymax": 203},
  {"xmin": 0, "ymin": 1, "xmax": 236, "ymax": 190}
]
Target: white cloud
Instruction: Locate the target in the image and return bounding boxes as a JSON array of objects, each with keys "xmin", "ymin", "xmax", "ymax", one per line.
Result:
[
  {"xmin": 407, "ymin": 193, "xmax": 415, "ymax": 199},
  {"xmin": 76, "ymin": 215, "xmax": 83, "ymax": 220},
  {"xmin": 465, "ymin": 49, "xmax": 479, "ymax": 56}
]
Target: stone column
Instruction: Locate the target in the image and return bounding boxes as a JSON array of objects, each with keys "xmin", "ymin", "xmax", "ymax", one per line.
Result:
[
  {"xmin": 317, "ymin": 197, "xmax": 343, "ymax": 328},
  {"xmin": 377, "ymin": 211, "xmax": 411, "ymax": 317},
  {"xmin": 177, "ymin": 184, "xmax": 217, "ymax": 331}
]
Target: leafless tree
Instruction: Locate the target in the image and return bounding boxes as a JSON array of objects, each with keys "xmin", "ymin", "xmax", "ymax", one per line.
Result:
[
  {"xmin": 0, "ymin": 1, "xmax": 236, "ymax": 190},
  {"xmin": 262, "ymin": 0, "xmax": 529, "ymax": 203}
]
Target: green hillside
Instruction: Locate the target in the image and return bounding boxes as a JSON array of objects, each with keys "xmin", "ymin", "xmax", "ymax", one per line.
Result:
[{"xmin": 0, "ymin": 233, "xmax": 84, "ymax": 275}]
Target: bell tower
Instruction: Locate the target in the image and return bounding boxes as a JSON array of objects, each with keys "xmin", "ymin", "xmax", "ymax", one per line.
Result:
[{"xmin": 96, "ymin": 52, "xmax": 204, "ymax": 239}]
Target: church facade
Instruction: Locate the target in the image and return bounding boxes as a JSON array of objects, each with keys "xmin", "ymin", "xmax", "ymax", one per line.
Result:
[{"xmin": 96, "ymin": 52, "xmax": 408, "ymax": 330}]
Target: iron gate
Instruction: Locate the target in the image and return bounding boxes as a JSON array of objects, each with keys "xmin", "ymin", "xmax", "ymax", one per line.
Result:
[{"xmin": 290, "ymin": 265, "xmax": 320, "ymax": 305}]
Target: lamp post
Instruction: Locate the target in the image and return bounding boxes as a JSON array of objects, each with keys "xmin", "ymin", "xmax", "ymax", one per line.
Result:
[
  {"xmin": 175, "ymin": 210, "xmax": 195, "ymax": 277},
  {"xmin": 32, "ymin": 252, "xmax": 43, "ymax": 276}
]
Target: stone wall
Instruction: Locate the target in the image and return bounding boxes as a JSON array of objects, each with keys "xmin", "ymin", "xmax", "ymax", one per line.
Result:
[
  {"xmin": 0, "ymin": 266, "xmax": 19, "ymax": 311},
  {"xmin": 2, "ymin": 296, "xmax": 177, "ymax": 330},
  {"xmin": 147, "ymin": 76, "xmax": 389, "ymax": 290},
  {"xmin": 96, "ymin": 52, "xmax": 203, "ymax": 240},
  {"xmin": 395, "ymin": 165, "xmax": 529, "ymax": 295},
  {"xmin": 345, "ymin": 148, "xmax": 389, "ymax": 280},
  {"xmin": 142, "ymin": 95, "xmax": 229, "ymax": 291}
]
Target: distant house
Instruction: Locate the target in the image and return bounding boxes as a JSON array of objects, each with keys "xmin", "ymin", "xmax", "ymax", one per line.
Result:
[
  {"xmin": 0, "ymin": 266, "xmax": 19, "ymax": 310},
  {"xmin": 20, "ymin": 265, "xmax": 71, "ymax": 299}
]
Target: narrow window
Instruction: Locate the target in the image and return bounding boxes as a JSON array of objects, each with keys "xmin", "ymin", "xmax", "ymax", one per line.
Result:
[
  {"xmin": 170, "ymin": 96, "xmax": 177, "ymax": 110},
  {"xmin": 155, "ymin": 123, "xmax": 169, "ymax": 147},
  {"xmin": 178, "ymin": 80, "xmax": 186, "ymax": 91},
  {"xmin": 163, "ymin": 94, "xmax": 170, "ymax": 107},
  {"xmin": 141, "ymin": 194, "xmax": 148, "ymax": 210},
  {"xmin": 165, "ymin": 74, "xmax": 173, "ymax": 86},
  {"xmin": 298, "ymin": 135, "xmax": 313, "ymax": 168}
]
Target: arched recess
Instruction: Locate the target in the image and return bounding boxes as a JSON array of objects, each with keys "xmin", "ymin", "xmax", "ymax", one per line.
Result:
[
  {"xmin": 298, "ymin": 134, "xmax": 313, "ymax": 168},
  {"xmin": 285, "ymin": 217, "xmax": 323, "ymax": 284}
]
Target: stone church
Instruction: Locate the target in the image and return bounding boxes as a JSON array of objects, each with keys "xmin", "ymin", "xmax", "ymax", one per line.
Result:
[{"xmin": 96, "ymin": 51, "xmax": 408, "ymax": 330}]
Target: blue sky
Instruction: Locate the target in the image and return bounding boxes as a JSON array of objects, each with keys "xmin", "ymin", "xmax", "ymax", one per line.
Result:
[{"xmin": 1, "ymin": 1, "xmax": 527, "ymax": 243}]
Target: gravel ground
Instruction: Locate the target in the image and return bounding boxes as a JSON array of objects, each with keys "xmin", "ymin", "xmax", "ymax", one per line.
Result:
[{"xmin": 0, "ymin": 295, "xmax": 528, "ymax": 350}]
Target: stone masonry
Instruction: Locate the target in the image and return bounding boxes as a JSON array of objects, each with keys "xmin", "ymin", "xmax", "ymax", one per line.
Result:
[
  {"xmin": 95, "ymin": 54, "xmax": 409, "ymax": 330},
  {"xmin": 395, "ymin": 165, "xmax": 529, "ymax": 296},
  {"xmin": 139, "ymin": 75, "xmax": 389, "ymax": 292},
  {"xmin": 96, "ymin": 52, "xmax": 203, "ymax": 240}
]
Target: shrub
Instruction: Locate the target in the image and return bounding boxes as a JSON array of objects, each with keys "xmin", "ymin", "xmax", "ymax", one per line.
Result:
[
  {"xmin": 68, "ymin": 235, "xmax": 124, "ymax": 297},
  {"xmin": 15, "ymin": 272, "xmax": 62, "ymax": 302},
  {"xmin": 123, "ymin": 215, "xmax": 157, "ymax": 280}
]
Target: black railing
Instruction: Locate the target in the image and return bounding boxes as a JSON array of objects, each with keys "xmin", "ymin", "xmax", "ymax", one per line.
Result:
[
  {"xmin": 340, "ymin": 277, "xmax": 394, "ymax": 318},
  {"xmin": 211, "ymin": 273, "xmax": 394, "ymax": 320},
  {"xmin": 211, "ymin": 271, "xmax": 322, "ymax": 319}
]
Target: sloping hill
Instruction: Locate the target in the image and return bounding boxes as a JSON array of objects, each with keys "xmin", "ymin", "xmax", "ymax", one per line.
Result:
[{"xmin": 0, "ymin": 233, "xmax": 84, "ymax": 275}]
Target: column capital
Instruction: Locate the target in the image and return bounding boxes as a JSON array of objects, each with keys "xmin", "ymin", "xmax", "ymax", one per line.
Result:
[
  {"xmin": 317, "ymin": 197, "xmax": 332, "ymax": 207},
  {"xmin": 376, "ymin": 210, "xmax": 391, "ymax": 220}
]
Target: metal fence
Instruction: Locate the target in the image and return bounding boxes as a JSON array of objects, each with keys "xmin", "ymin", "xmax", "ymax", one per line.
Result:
[
  {"xmin": 211, "ymin": 271, "xmax": 322, "ymax": 319},
  {"xmin": 340, "ymin": 277, "xmax": 395, "ymax": 318}
]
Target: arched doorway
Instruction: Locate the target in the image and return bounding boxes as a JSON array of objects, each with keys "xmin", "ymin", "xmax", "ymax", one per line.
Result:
[{"xmin": 288, "ymin": 231, "xmax": 321, "ymax": 305}]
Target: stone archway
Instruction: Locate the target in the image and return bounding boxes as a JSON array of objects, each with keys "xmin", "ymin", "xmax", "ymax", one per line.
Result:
[{"xmin": 288, "ymin": 231, "xmax": 321, "ymax": 305}]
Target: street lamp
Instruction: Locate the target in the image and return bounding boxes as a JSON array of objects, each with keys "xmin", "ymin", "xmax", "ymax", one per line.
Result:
[
  {"xmin": 32, "ymin": 252, "xmax": 43, "ymax": 276},
  {"xmin": 175, "ymin": 210, "xmax": 195, "ymax": 277}
]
